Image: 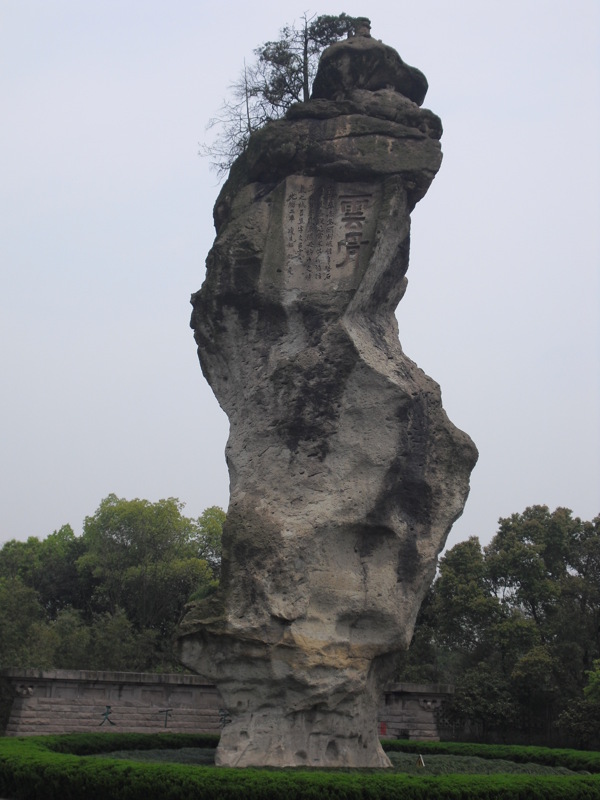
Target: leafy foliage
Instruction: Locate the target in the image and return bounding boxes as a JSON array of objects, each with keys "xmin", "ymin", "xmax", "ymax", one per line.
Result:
[
  {"xmin": 193, "ymin": 505, "xmax": 225, "ymax": 579},
  {"xmin": 202, "ymin": 12, "xmax": 359, "ymax": 174},
  {"xmin": 2, "ymin": 500, "xmax": 598, "ymax": 747},
  {"xmin": 1, "ymin": 733, "xmax": 600, "ymax": 800},
  {"xmin": 557, "ymin": 659, "xmax": 600, "ymax": 748},
  {"xmin": 382, "ymin": 738, "xmax": 600, "ymax": 773},
  {"xmin": 0, "ymin": 496, "xmax": 225, "ymax": 672},
  {"xmin": 0, "ymin": 577, "xmax": 49, "ymax": 667},
  {"xmin": 399, "ymin": 506, "xmax": 600, "ymax": 745},
  {"xmin": 0, "ymin": 525, "xmax": 88, "ymax": 616}
]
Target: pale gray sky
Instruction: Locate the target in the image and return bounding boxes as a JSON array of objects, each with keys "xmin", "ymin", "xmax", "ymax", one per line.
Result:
[{"xmin": 1, "ymin": 0, "xmax": 599, "ymax": 550}]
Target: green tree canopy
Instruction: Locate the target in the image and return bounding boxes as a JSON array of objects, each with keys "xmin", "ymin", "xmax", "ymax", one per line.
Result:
[
  {"xmin": 0, "ymin": 577, "xmax": 48, "ymax": 668},
  {"xmin": 202, "ymin": 12, "xmax": 359, "ymax": 174},
  {"xmin": 557, "ymin": 658, "xmax": 600, "ymax": 748},
  {"xmin": 192, "ymin": 505, "xmax": 226, "ymax": 579},
  {"xmin": 0, "ymin": 525, "xmax": 90, "ymax": 618},
  {"xmin": 78, "ymin": 494, "xmax": 221, "ymax": 634},
  {"xmin": 0, "ymin": 495, "xmax": 225, "ymax": 672},
  {"xmin": 401, "ymin": 506, "xmax": 600, "ymax": 744}
]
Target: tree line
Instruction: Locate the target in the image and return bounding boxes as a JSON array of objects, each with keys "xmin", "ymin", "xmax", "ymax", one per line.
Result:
[
  {"xmin": 0, "ymin": 495, "xmax": 225, "ymax": 673},
  {"xmin": 397, "ymin": 505, "xmax": 600, "ymax": 748},
  {"xmin": 1, "ymin": 499, "xmax": 598, "ymax": 747}
]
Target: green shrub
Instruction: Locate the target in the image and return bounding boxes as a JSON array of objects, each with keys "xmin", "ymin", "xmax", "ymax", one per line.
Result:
[
  {"xmin": 1, "ymin": 734, "xmax": 599, "ymax": 800},
  {"xmin": 382, "ymin": 738, "xmax": 600, "ymax": 773},
  {"xmin": 45, "ymin": 731, "xmax": 220, "ymax": 755}
]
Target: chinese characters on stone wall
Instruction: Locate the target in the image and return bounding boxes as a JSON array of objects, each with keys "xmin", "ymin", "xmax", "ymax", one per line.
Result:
[
  {"xmin": 336, "ymin": 195, "xmax": 371, "ymax": 271},
  {"xmin": 283, "ymin": 179, "xmax": 373, "ymax": 288}
]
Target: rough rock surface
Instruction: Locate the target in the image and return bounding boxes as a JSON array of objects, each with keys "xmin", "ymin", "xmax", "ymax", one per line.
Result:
[{"xmin": 179, "ymin": 21, "xmax": 478, "ymax": 769}]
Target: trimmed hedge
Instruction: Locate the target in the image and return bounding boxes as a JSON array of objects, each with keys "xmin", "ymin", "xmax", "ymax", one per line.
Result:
[
  {"xmin": 382, "ymin": 738, "xmax": 600, "ymax": 774},
  {"xmin": 45, "ymin": 731, "xmax": 220, "ymax": 756},
  {"xmin": 0, "ymin": 734, "xmax": 599, "ymax": 800}
]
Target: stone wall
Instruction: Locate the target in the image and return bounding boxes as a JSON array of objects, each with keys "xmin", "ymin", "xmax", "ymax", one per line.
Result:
[
  {"xmin": 379, "ymin": 682, "xmax": 454, "ymax": 741},
  {"xmin": 0, "ymin": 670, "xmax": 450, "ymax": 741},
  {"xmin": 0, "ymin": 669, "xmax": 221, "ymax": 736}
]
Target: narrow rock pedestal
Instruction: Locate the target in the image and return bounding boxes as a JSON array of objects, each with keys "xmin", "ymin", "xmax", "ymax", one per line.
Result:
[{"xmin": 179, "ymin": 20, "xmax": 478, "ymax": 768}]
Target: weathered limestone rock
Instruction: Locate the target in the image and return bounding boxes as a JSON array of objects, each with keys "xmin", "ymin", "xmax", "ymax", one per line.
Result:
[{"xmin": 179, "ymin": 19, "xmax": 477, "ymax": 768}]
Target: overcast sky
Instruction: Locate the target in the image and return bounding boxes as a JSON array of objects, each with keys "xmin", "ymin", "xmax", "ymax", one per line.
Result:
[{"xmin": 1, "ymin": 0, "xmax": 598, "ymax": 552}]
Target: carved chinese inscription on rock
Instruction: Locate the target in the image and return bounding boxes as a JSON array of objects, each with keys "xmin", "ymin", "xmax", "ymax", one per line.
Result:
[
  {"xmin": 337, "ymin": 194, "xmax": 371, "ymax": 270},
  {"xmin": 281, "ymin": 176, "xmax": 379, "ymax": 291}
]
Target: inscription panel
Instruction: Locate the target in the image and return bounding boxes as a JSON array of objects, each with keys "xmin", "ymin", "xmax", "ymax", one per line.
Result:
[
  {"xmin": 281, "ymin": 177, "xmax": 379, "ymax": 291},
  {"xmin": 141, "ymin": 690, "xmax": 165, "ymax": 704},
  {"xmin": 53, "ymin": 687, "xmax": 78, "ymax": 700}
]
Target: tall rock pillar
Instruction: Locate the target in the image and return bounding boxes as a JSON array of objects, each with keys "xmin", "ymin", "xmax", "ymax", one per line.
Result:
[{"xmin": 179, "ymin": 20, "xmax": 478, "ymax": 768}]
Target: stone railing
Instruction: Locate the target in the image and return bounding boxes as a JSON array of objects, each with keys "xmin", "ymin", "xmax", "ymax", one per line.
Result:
[{"xmin": 0, "ymin": 670, "xmax": 452, "ymax": 741}]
